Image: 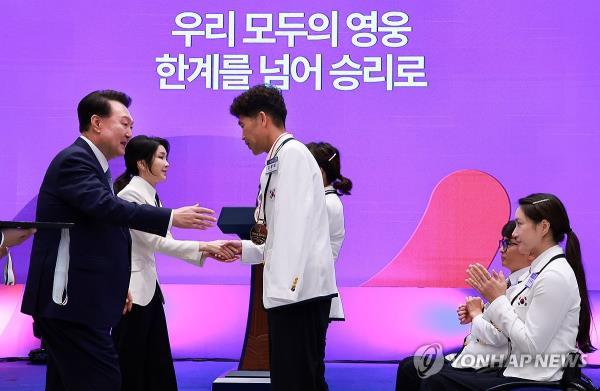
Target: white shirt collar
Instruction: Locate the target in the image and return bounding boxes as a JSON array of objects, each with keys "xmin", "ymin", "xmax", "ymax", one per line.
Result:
[
  {"xmin": 529, "ymin": 244, "xmax": 564, "ymax": 274},
  {"xmin": 325, "ymin": 185, "xmax": 335, "ymax": 192},
  {"xmin": 79, "ymin": 135, "xmax": 109, "ymax": 172},
  {"xmin": 265, "ymin": 132, "xmax": 293, "ymax": 163},
  {"xmin": 127, "ymin": 176, "xmax": 157, "ymax": 201},
  {"xmin": 508, "ymin": 266, "xmax": 529, "ymax": 286}
]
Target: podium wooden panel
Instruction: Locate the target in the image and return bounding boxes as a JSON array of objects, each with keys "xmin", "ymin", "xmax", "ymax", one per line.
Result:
[
  {"xmin": 216, "ymin": 207, "xmax": 270, "ymax": 372},
  {"xmin": 238, "ymin": 264, "xmax": 269, "ymax": 370}
]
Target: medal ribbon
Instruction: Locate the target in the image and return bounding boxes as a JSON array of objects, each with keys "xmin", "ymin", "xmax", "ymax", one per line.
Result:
[{"xmin": 256, "ymin": 135, "xmax": 295, "ymax": 225}]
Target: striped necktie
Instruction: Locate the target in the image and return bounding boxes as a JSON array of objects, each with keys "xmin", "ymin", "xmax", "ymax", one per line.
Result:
[{"xmin": 105, "ymin": 168, "xmax": 114, "ymax": 195}]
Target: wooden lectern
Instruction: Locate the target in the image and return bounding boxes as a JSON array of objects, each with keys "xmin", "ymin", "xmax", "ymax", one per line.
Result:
[{"xmin": 214, "ymin": 208, "xmax": 271, "ymax": 390}]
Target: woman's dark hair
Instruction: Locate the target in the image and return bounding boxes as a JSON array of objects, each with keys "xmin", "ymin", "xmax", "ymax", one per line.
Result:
[
  {"xmin": 78, "ymin": 90, "xmax": 132, "ymax": 132},
  {"xmin": 501, "ymin": 220, "xmax": 516, "ymax": 239},
  {"xmin": 113, "ymin": 135, "xmax": 170, "ymax": 194},
  {"xmin": 229, "ymin": 84, "xmax": 287, "ymax": 128},
  {"xmin": 306, "ymin": 142, "xmax": 352, "ymax": 196},
  {"xmin": 518, "ymin": 193, "xmax": 595, "ymax": 353}
]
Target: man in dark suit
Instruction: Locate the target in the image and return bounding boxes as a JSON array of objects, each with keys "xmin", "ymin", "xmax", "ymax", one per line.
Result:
[{"xmin": 21, "ymin": 90, "xmax": 215, "ymax": 391}]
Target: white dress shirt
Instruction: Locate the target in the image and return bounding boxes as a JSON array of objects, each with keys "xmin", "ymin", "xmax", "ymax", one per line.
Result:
[
  {"xmin": 485, "ymin": 245, "xmax": 580, "ymax": 381},
  {"xmin": 325, "ymin": 185, "xmax": 345, "ymax": 320},
  {"xmin": 118, "ymin": 176, "xmax": 206, "ymax": 306},
  {"xmin": 241, "ymin": 134, "xmax": 339, "ymax": 309},
  {"xmin": 450, "ymin": 267, "xmax": 529, "ymax": 369},
  {"xmin": 80, "ymin": 135, "xmax": 109, "ymax": 172}
]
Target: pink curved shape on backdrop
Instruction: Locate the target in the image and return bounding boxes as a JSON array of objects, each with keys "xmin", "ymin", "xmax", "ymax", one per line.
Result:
[{"xmin": 363, "ymin": 170, "xmax": 510, "ymax": 288}]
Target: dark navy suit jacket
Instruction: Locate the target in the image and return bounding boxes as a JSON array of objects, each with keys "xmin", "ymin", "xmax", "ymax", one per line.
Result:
[{"xmin": 21, "ymin": 138, "xmax": 171, "ymax": 327}]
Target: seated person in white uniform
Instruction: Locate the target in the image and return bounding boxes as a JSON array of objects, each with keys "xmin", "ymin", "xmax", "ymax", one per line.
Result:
[
  {"xmin": 396, "ymin": 220, "xmax": 533, "ymax": 389},
  {"xmin": 419, "ymin": 193, "xmax": 595, "ymax": 390},
  {"xmin": 448, "ymin": 219, "xmax": 533, "ymax": 369}
]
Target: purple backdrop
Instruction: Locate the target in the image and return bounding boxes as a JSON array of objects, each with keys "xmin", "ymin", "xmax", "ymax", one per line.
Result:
[
  {"xmin": 2, "ymin": 0, "xmax": 598, "ymax": 287},
  {"xmin": 1, "ymin": 0, "xmax": 599, "ymax": 360}
]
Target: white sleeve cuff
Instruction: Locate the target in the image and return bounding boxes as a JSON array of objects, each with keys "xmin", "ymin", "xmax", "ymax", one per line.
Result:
[
  {"xmin": 484, "ymin": 295, "xmax": 512, "ymax": 331},
  {"xmin": 195, "ymin": 251, "xmax": 207, "ymax": 267},
  {"xmin": 470, "ymin": 314, "xmax": 484, "ymax": 337},
  {"xmin": 167, "ymin": 211, "xmax": 174, "ymax": 231},
  {"xmin": 241, "ymin": 240, "xmax": 264, "ymax": 265}
]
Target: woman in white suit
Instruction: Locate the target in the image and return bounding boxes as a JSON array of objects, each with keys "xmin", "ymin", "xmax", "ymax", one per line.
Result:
[
  {"xmin": 306, "ymin": 142, "xmax": 353, "ymax": 321},
  {"xmin": 112, "ymin": 135, "xmax": 235, "ymax": 391},
  {"xmin": 417, "ymin": 193, "xmax": 595, "ymax": 390}
]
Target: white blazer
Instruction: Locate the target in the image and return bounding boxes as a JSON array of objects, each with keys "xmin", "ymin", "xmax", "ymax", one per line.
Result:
[
  {"xmin": 241, "ymin": 134, "xmax": 339, "ymax": 309},
  {"xmin": 118, "ymin": 176, "xmax": 206, "ymax": 306},
  {"xmin": 325, "ymin": 185, "xmax": 345, "ymax": 320},
  {"xmin": 450, "ymin": 267, "xmax": 528, "ymax": 369},
  {"xmin": 485, "ymin": 245, "xmax": 580, "ymax": 381}
]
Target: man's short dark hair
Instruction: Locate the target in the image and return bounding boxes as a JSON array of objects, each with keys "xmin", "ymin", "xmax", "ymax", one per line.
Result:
[
  {"xmin": 77, "ymin": 90, "xmax": 132, "ymax": 132},
  {"xmin": 229, "ymin": 84, "xmax": 287, "ymax": 128},
  {"xmin": 501, "ymin": 220, "xmax": 516, "ymax": 239}
]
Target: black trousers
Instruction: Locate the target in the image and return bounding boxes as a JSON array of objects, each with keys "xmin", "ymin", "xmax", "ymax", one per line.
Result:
[
  {"xmin": 267, "ymin": 298, "xmax": 331, "ymax": 391},
  {"xmin": 112, "ymin": 284, "xmax": 177, "ymax": 391},
  {"xmin": 34, "ymin": 316, "xmax": 121, "ymax": 391},
  {"xmin": 396, "ymin": 356, "xmax": 524, "ymax": 391}
]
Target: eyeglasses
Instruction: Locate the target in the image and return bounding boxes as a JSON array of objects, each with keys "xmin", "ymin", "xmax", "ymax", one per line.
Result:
[{"xmin": 499, "ymin": 238, "xmax": 517, "ymax": 252}]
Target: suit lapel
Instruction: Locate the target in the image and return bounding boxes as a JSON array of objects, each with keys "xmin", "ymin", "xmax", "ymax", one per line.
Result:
[
  {"xmin": 73, "ymin": 138, "xmax": 112, "ymax": 193},
  {"xmin": 74, "ymin": 139, "xmax": 128, "ymax": 240}
]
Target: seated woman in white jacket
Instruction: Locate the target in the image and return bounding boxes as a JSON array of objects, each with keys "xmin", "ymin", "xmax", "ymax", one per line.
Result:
[
  {"xmin": 420, "ymin": 193, "xmax": 595, "ymax": 390},
  {"xmin": 111, "ymin": 135, "xmax": 236, "ymax": 391},
  {"xmin": 450, "ymin": 219, "xmax": 533, "ymax": 369},
  {"xmin": 396, "ymin": 220, "xmax": 534, "ymax": 390},
  {"xmin": 306, "ymin": 142, "xmax": 353, "ymax": 321}
]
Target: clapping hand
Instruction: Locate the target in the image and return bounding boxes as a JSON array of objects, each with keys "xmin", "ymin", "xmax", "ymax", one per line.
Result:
[
  {"xmin": 466, "ymin": 263, "xmax": 506, "ymax": 303},
  {"xmin": 457, "ymin": 303, "xmax": 470, "ymax": 325},
  {"xmin": 457, "ymin": 296, "xmax": 484, "ymax": 324},
  {"xmin": 465, "ymin": 295, "xmax": 484, "ymax": 320}
]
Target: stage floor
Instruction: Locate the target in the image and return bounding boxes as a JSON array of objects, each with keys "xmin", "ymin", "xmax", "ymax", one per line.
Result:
[
  {"xmin": 1, "ymin": 359, "xmax": 600, "ymax": 390},
  {"xmin": 0, "ymin": 360, "xmax": 398, "ymax": 390}
]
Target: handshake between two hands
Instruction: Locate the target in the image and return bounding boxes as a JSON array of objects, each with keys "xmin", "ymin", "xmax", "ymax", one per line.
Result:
[
  {"xmin": 170, "ymin": 204, "xmax": 244, "ymax": 262},
  {"xmin": 200, "ymin": 240, "xmax": 242, "ymax": 263}
]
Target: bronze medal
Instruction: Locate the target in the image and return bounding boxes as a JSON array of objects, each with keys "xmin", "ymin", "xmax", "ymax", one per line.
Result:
[{"xmin": 250, "ymin": 223, "xmax": 268, "ymax": 245}]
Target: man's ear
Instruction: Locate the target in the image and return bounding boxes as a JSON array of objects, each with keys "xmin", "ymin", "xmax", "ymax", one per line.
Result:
[
  {"xmin": 258, "ymin": 111, "xmax": 268, "ymax": 127},
  {"xmin": 90, "ymin": 115, "xmax": 102, "ymax": 132}
]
